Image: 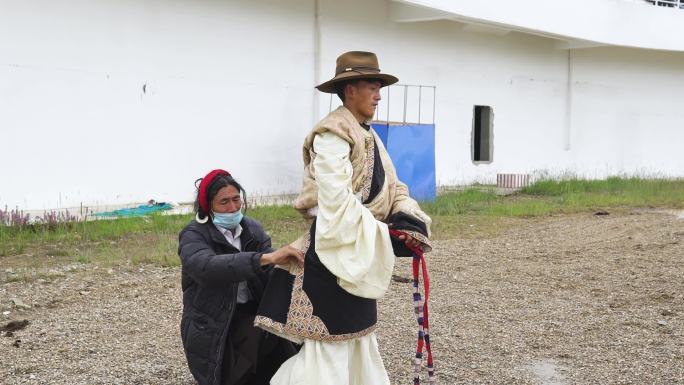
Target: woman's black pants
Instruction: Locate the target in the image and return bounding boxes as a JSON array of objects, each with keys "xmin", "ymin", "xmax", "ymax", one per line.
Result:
[{"xmin": 221, "ymin": 301, "xmax": 297, "ymax": 385}]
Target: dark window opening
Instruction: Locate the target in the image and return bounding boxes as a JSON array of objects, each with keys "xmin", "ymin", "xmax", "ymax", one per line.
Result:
[{"xmin": 472, "ymin": 105, "xmax": 493, "ymax": 163}]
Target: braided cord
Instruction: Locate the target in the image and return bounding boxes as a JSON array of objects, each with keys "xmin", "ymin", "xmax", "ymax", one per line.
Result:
[{"xmin": 389, "ymin": 229, "xmax": 436, "ymax": 384}]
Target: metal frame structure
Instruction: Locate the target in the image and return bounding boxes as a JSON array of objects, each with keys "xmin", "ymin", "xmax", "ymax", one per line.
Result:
[
  {"xmin": 380, "ymin": 84, "xmax": 436, "ymax": 126},
  {"xmin": 328, "ymin": 83, "xmax": 437, "ymax": 126}
]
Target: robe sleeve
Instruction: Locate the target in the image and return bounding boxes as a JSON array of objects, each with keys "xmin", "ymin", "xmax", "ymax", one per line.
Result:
[
  {"xmin": 312, "ymin": 132, "xmax": 395, "ymax": 299},
  {"xmin": 390, "ymin": 182, "xmax": 432, "ymax": 238}
]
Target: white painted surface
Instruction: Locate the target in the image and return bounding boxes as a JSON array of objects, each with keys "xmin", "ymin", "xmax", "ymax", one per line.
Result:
[
  {"xmin": 1, "ymin": 0, "xmax": 315, "ymax": 209},
  {"xmin": 1, "ymin": 0, "xmax": 683, "ymax": 209},
  {"xmin": 396, "ymin": 0, "xmax": 684, "ymax": 51},
  {"xmin": 317, "ymin": 0, "xmax": 684, "ymax": 186}
]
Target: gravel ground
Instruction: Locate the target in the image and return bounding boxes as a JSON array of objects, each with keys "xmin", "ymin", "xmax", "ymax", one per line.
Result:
[{"xmin": 1, "ymin": 211, "xmax": 682, "ymax": 384}]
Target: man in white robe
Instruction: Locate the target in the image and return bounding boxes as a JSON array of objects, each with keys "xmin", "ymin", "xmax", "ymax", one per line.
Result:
[{"xmin": 255, "ymin": 51, "xmax": 432, "ymax": 385}]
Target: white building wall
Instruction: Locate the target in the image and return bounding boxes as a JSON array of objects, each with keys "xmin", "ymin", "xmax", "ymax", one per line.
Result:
[
  {"xmin": 317, "ymin": 0, "xmax": 570, "ymax": 185},
  {"xmin": 1, "ymin": 0, "xmax": 316, "ymax": 209},
  {"xmin": 569, "ymin": 47, "xmax": 684, "ymax": 178},
  {"xmin": 317, "ymin": 0, "xmax": 684, "ymax": 185},
  {"xmin": 398, "ymin": 0, "xmax": 684, "ymax": 52},
  {"xmin": 1, "ymin": 0, "xmax": 683, "ymax": 209}
]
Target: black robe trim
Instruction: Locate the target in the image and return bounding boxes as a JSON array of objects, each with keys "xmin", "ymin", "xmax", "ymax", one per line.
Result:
[
  {"xmin": 255, "ymin": 133, "xmax": 387, "ymax": 339},
  {"xmin": 366, "ymin": 134, "xmax": 385, "ymax": 204},
  {"xmin": 301, "ymin": 219, "xmax": 377, "ymax": 335}
]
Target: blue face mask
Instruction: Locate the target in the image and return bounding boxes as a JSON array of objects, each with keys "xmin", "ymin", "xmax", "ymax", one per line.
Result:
[{"xmin": 212, "ymin": 210, "xmax": 243, "ymax": 230}]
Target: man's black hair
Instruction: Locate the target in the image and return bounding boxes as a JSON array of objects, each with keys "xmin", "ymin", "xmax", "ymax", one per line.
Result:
[{"xmin": 335, "ymin": 80, "xmax": 357, "ymax": 103}]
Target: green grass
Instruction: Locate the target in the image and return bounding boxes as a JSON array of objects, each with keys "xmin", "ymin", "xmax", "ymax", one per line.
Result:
[
  {"xmin": 521, "ymin": 176, "xmax": 684, "ymax": 209},
  {"xmin": 0, "ymin": 177, "xmax": 681, "ymax": 274},
  {"xmin": 422, "ymin": 177, "xmax": 684, "ymax": 239},
  {"xmin": 0, "ymin": 213, "xmax": 193, "ymax": 270},
  {"xmin": 248, "ymin": 205, "xmax": 309, "ymax": 246},
  {"xmin": 425, "ymin": 177, "xmax": 684, "ymax": 217},
  {"xmin": 0, "ymin": 205, "xmax": 308, "ymax": 273}
]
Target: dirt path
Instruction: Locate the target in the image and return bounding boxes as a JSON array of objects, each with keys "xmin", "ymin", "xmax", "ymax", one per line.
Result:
[{"xmin": 1, "ymin": 212, "xmax": 682, "ymax": 384}]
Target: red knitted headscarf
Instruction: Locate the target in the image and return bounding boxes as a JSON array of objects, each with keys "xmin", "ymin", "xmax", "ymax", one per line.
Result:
[{"xmin": 197, "ymin": 169, "xmax": 231, "ymax": 215}]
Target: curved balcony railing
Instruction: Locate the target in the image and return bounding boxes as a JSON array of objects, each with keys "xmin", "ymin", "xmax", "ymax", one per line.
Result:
[
  {"xmin": 638, "ymin": 0, "xmax": 684, "ymax": 9},
  {"xmin": 396, "ymin": 0, "xmax": 684, "ymax": 51}
]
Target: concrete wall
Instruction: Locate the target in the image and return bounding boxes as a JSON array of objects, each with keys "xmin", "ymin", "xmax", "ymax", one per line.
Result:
[
  {"xmin": 0, "ymin": 0, "xmax": 316, "ymax": 209},
  {"xmin": 317, "ymin": 0, "xmax": 570, "ymax": 185},
  {"xmin": 398, "ymin": 0, "xmax": 684, "ymax": 51},
  {"xmin": 1, "ymin": 0, "xmax": 683, "ymax": 209},
  {"xmin": 317, "ymin": 0, "xmax": 684, "ymax": 185},
  {"xmin": 569, "ymin": 47, "xmax": 684, "ymax": 177}
]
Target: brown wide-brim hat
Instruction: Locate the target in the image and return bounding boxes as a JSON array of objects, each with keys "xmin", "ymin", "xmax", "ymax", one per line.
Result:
[{"xmin": 316, "ymin": 51, "xmax": 399, "ymax": 94}]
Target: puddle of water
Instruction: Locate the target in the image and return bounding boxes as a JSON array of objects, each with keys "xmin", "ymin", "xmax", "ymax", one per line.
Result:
[
  {"xmin": 636, "ymin": 209, "xmax": 684, "ymax": 220},
  {"xmin": 527, "ymin": 359, "xmax": 566, "ymax": 385}
]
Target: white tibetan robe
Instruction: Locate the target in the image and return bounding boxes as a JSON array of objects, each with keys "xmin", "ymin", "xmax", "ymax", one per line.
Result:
[{"xmin": 270, "ymin": 132, "xmax": 393, "ymax": 385}]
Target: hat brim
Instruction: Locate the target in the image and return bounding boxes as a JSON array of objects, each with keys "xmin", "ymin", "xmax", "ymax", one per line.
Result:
[{"xmin": 316, "ymin": 72, "xmax": 399, "ymax": 94}]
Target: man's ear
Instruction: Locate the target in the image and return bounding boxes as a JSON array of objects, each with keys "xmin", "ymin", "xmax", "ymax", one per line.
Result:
[{"xmin": 345, "ymin": 82, "xmax": 355, "ymax": 100}]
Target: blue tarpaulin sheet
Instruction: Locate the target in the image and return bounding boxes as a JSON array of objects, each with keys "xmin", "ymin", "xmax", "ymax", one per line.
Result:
[
  {"xmin": 92, "ymin": 203, "xmax": 173, "ymax": 218},
  {"xmin": 373, "ymin": 124, "xmax": 389, "ymax": 147},
  {"xmin": 371, "ymin": 123, "xmax": 436, "ymax": 201}
]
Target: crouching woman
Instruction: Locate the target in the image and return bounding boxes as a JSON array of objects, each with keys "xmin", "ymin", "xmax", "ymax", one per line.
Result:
[{"xmin": 178, "ymin": 169, "xmax": 303, "ymax": 385}]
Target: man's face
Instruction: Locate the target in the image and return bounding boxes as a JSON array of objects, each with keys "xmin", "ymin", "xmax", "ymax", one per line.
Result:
[
  {"xmin": 346, "ymin": 80, "xmax": 382, "ymax": 120},
  {"xmin": 211, "ymin": 185, "xmax": 242, "ymax": 214}
]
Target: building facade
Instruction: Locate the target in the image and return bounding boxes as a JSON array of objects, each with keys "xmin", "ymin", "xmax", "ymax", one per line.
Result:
[{"xmin": 1, "ymin": 0, "xmax": 683, "ymax": 209}]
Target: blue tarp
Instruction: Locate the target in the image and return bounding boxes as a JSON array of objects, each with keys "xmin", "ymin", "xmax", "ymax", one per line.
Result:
[
  {"xmin": 373, "ymin": 124, "xmax": 389, "ymax": 147},
  {"xmin": 371, "ymin": 123, "xmax": 436, "ymax": 201},
  {"xmin": 92, "ymin": 203, "xmax": 173, "ymax": 218}
]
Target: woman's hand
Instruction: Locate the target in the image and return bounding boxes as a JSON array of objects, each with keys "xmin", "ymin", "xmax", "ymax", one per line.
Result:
[{"xmin": 260, "ymin": 245, "xmax": 305, "ymax": 267}]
